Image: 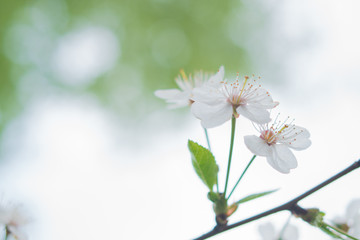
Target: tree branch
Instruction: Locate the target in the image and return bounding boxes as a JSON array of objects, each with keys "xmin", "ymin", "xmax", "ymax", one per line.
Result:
[{"xmin": 194, "ymin": 160, "xmax": 360, "ymax": 240}]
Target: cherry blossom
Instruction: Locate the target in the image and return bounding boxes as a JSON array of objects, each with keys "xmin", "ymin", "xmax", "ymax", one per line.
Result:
[
  {"xmin": 191, "ymin": 74, "xmax": 278, "ymax": 128},
  {"xmin": 244, "ymin": 115, "xmax": 311, "ymax": 173},
  {"xmin": 154, "ymin": 66, "xmax": 224, "ymax": 109}
]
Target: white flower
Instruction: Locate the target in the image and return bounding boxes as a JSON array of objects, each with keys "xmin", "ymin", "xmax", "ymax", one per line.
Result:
[
  {"xmin": 191, "ymin": 74, "xmax": 278, "ymax": 128},
  {"xmin": 332, "ymin": 199, "xmax": 360, "ymax": 238},
  {"xmin": 0, "ymin": 202, "xmax": 30, "ymax": 240},
  {"xmin": 258, "ymin": 222, "xmax": 299, "ymax": 240},
  {"xmin": 154, "ymin": 66, "xmax": 224, "ymax": 109},
  {"xmin": 244, "ymin": 116, "xmax": 311, "ymax": 173}
]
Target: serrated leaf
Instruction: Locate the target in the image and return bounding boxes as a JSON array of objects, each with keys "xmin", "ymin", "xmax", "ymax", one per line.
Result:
[
  {"xmin": 236, "ymin": 189, "xmax": 278, "ymax": 205},
  {"xmin": 188, "ymin": 140, "xmax": 218, "ymax": 191}
]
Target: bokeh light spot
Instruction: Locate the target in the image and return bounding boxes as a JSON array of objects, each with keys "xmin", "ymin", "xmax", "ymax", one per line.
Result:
[{"xmin": 51, "ymin": 26, "xmax": 120, "ymax": 87}]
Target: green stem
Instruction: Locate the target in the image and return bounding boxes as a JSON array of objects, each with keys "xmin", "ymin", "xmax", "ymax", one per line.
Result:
[
  {"xmin": 323, "ymin": 222, "xmax": 359, "ymax": 240},
  {"xmin": 223, "ymin": 117, "xmax": 236, "ymax": 197},
  {"xmin": 204, "ymin": 128, "xmax": 211, "ymax": 152},
  {"xmin": 4, "ymin": 227, "xmax": 9, "ymax": 240},
  {"xmin": 204, "ymin": 128, "xmax": 218, "ymax": 192},
  {"xmin": 278, "ymin": 214, "xmax": 292, "ymax": 240},
  {"xmin": 227, "ymin": 155, "xmax": 256, "ymax": 199}
]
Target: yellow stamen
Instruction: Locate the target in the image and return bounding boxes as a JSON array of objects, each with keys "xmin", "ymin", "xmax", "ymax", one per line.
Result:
[
  {"xmin": 180, "ymin": 69, "xmax": 188, "ymax": 81},
  {"xmin": 267, "ymin": 125, "xmax": 289, "ymax": 143},
  {"xmin": 236, "ymin": 76, "xmax": 249, "ymax": 103},
  {"xmin": 240, "ymin": 76, "xmax": 249, "ymax": 96},
  {"xmin": 278, "ymin": 125, "xmax": 288, "ymax": 134}
]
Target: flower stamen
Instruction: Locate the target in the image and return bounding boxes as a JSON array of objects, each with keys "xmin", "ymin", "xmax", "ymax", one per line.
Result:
[
  {"xmin": 237, "ymin": 75, "xmax": 249, "ymax": 101},
  {"xmin": 180, "ymin": 69, "xmax": 188, "ymax": 82}
]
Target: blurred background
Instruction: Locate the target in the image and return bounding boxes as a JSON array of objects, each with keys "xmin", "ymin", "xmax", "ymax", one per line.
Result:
[{"xmin": 0, "ymin": 0, "xmax": 360, "ymax": 239}]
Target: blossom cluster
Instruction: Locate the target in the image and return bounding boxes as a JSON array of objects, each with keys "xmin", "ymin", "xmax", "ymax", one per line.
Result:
[{"xmin": 155, "ymin": 66, "xmax": 311, "ymax": 173}]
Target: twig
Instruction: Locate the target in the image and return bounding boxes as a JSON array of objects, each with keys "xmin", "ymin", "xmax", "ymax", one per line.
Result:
[{"xmin": 193, "ymin": 160, "xmax": 360, "ymax": 240}]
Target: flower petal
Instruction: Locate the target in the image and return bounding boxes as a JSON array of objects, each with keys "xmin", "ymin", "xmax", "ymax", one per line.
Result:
[
  {"xmin": 206, "ymin": 66, "xmax": 224, "ymax": 87},
  {"xmin": 246, "ymin": 88, "xmax": 279, "ymax": 109},
  {"xmin": 278, "ymin": 126, "xmax": 311, "ymax": 150},
  {"xmin": 192, "ymin": 86, "xmax": 224, "ymax": 105},
  {"xmin": 154, "ymin": 89, "xmax": 191, "ymax": 108},
  {"xmin": 191, "ymin": 101, "xmax": 232, "ymax": 128},
  {"xmin": 294, "ymin": 126, "xmax": 311, "ymax": 138},
  {"xmin": 236, "ymin": 105, "xmax": 271, "ymax": 124},
  {"xmin": 258, "ymin": 223, "xmax": 276, "ymax": 240},
  {"xmin": 280, "ymin": 126, "xmax": 311, "ymax": 140},
  {"xmin": 244, "ymin": 135, "xmax": 272, "ymax": 156},
  {"xmin": 154, "ymin": 89, "xmax": 183, "ymax": 100},
  {"xmin": 282, "ymin": 224, "xmax": 299, "ymax": 240},
  {"xmin": 287, "ymin": 138, "xmax": 311, "ymax": 150},
  {"xmin": 346, "ymin": 199, "xmax": 360, "ymax": 220},
  {"xmin": 350, "ymin": 214, "xmax": 360, "ymax": 238},
  {"xmin": 266, "ymin": 144, "xmax": 297, "ymax": 173}
]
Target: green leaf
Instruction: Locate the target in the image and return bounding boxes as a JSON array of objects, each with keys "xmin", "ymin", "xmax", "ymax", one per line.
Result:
[
  {"xmin": 236, "ymin": 189, "xmax": 278, "ymax": 205},
  {"xmin": 188, "ymin": 140, "xmax": 218, "ymax": 191}
]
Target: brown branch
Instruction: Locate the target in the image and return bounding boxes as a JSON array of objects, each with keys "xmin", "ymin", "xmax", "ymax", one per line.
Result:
[{"xmin": 193, "ymin": 160, "xmax": 360, "ymax": 240}]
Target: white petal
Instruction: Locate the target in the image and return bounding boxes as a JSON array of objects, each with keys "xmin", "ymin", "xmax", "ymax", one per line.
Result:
[
  {"xmin": 266, "ymin": 144, "xmax": 297, "ymax": 173},
  {"xmin": 285, "ymin": 138, "xmax": 311, "ymax": 150},
  {"xmin": 206, "ymin": 66, "xmax": 224, "ymax": 87},
  {"xmin": 276, "ymin": 144, "xmax": 298, "ymax": 171},
  {"xmin": 266, "ymin": 152, "xmax": 289, "ymax": 174},
  {"xmin": 279, "ymin": 126, "xmax": 311, "ymax": 150},
  {"xmin": 247, "ymin": 88, "xmax": 279, "ymax": 109},
  {"xmin": 244, "ymin": 135, "xmax": 272, "ymax": 156},
  {"xmin": 236, "ymin": 105, "xmax": 271, "ymax": 124},
  {"xmin": 293, "ymin": 126, "xmax": 311, "ymax": 138},
  {"xmin": 192, "ymin": 87, "xmax": 224, "ymax": 105},
  {"xmin": 0, "ymin": 207, "xmax": 11, "ymax": 224},
  {"xmin": 350, "ymin": 214, "xmax": 360, "ymax": 238},
  {"xmin": 191, "ymin": 101, "xmax": 232, "ymax": 128},
  {"xmin": 282, "ymin": 224, "xmax": 299, "ymax": 240},
  {"xmin": 154, "ymin": 89, "xmax": 190, "ymax": 108},
  {"xmin": 258, "ymin": 223, "xmax": 276, "ymax": 240},
  {"xmin": 346, "ymin": 199, "xmax": 360, "ymax": 220},
  {"xmin": 154, "ymin": 89, "xmax": 183, "ymax": 100}
]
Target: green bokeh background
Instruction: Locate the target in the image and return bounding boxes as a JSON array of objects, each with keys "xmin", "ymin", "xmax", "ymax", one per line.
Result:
[{"xmin": 0, "ymin": 0, "xmax": 272, "ymax": 141}]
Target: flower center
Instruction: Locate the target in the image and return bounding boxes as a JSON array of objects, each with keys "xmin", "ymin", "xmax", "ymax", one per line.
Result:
[
  {"xmin": 260, "ymin": 125, "xmax": 288, "ymax": 145},
  {"xmin": 260, "ymin": 130, "xmax": 277, "ymax": 145},
  {"xmin": 223, "ymin": 75, "xmax": 252, "ymax": 106}
]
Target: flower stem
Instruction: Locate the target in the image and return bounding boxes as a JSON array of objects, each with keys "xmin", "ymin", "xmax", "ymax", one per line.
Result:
[
  {"xmin": 204, "ymin": 128, "xmax": 218, "ymax": 192},
  {"xmin": 204, "ymin": 128, "xmax": 211, "ymax": 152},
  {"xmin": 224, "ymin": 117, "xmax": 236, "ymax": 197},
  {"xmin": 323, "ymin": 222, "xmax": 359, "ymax": 240},
  {"xmin": 4, "ymin": 226, "xmax": 9, "ymax": 240},
  {"xmin": 278, "ymin": 214, "xmax": 292, "ymax": 240},
  {"xmin": 227, "ymin": 155, "xmax": 256, "ymax": 199}
]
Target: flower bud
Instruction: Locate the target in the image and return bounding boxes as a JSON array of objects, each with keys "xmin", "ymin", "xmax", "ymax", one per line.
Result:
[{"xmin": 297, "ymin": 208, "xmax": 325, "ymax": 227}]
